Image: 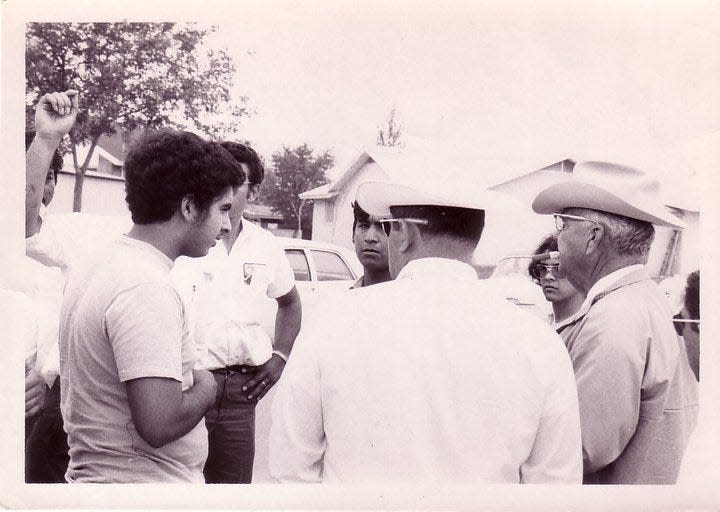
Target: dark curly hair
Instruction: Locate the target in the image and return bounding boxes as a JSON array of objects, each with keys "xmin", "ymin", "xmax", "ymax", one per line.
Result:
[
  {"xmin": 25, "ymin": 130, "xmax": 63, "ymax": 182},
  {"xmin": 124, "ymin": 130, "xmax": 244, "ymax": 224},
  {"xmin": 528, "ymin": 233, "xmax": 558, "ymax": 280},
  {"xmin": 219, "ymin": 141, "xmax": 265, "ymax": 186}
]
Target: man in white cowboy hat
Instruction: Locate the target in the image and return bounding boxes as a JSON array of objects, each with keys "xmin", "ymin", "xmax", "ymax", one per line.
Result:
[
  {"xmin": 268, "ymin": 180, "xmax": 582, "ymax": 484},
  {"xmin": 532, "ymin": 161, "xmax": 699, "ymax": 485}
]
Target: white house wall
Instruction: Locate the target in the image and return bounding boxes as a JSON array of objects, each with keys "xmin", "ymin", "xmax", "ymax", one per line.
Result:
[
  {"xmin": 311, "ymin": 161, "xmax": 389, "ymax": 250},
  {"xmin": 48, "ymin": 170, "xmax": 129, "ymax": 216}
]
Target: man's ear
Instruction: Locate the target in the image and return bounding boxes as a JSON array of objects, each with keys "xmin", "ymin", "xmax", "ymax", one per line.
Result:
[
  {"xmin": 585, "ymin": 223, "xmax": 605, "ymax": 255},
  {"xmin": 247, "ymin": 183, "xmax": 260, "ymax": 202},
  {"xmin": 397, "ymin": 220, "xmax": 419, "ymax": 253},
  {"xmin": 180, "ymin": 194, "xmax": 200, "ymax": 222}
]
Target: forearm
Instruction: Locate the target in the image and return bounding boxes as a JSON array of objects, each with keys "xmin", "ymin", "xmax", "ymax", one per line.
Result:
[
  {"xmin": 154, "ymin": 384, "xmax": 215, "ymax": 446},
  {"xmin": 126, "ymin": 376, "xmax": 215, "ymax": 449},
  {"xmin": 25, "ymin": 135, "xmax": 61, "ymax": 238},
  {"xmin": 273, "ymin": 295, "xmax": 302, "ymax": 356}
]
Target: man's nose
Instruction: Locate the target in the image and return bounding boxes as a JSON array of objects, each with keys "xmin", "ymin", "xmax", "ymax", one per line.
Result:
[
  {"xmin": 221, "ymin": 214, "xmax": 232, "ymax": 233},
  {"xmin": 364, "ymin": 224, "xmax": 382, "ymax": 242}
]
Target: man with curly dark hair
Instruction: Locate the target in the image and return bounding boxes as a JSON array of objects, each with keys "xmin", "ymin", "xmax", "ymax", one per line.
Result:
[
  {"xmin": 58, "ymin": 128, "xmax": 244, "ymax": 482},
  {"xmin": 172, "ymin": 140, "xmax": 302, "ymax": 483}
]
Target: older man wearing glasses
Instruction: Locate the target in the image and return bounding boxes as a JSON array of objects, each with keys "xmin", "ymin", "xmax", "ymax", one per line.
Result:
[
  {"xmin": 532, "ymin": 161, "xmax": 699, "ymax": 484},
  {"xmin": 268, "ymin": 180, "xmax": 582, "ymax": 484}
]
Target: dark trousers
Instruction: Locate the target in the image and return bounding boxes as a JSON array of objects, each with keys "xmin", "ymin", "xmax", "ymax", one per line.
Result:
[
  {"xmin": 203, "ymin": 366, "xmax": 259, "ymax": 484},
  {"xmin": 25, "ymin": 381, "xmax": 69, "ymax": 483}
]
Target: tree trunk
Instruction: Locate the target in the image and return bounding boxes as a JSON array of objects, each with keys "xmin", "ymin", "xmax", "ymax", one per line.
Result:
[
  {"xmin": 294, "ymin": 200, "xmax": 305, "ymax": 238},
  {"xmin": 72, "ymin": 135, "xmax": 100, "ymax": 212}
]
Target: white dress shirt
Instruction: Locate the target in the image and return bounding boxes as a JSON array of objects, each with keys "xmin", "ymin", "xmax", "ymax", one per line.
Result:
[
  {"xmin": 172, "ymin": 221, "xmax": 295, "ymax": 369},
  {"xmin": 269, "ymin": 257, "xmax": 582, "ymax": 484}
]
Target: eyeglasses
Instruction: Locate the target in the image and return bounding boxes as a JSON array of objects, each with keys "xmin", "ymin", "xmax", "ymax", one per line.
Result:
[
  {"xmin": 530, "ymin": 264, "xmax": 566, "ymax": 281},
  {"xmin": 553, "ymin": 213, "xmax": 601, "ymax": 232},
  {"xmin": 378, "ymin": 218, "xmax": 429, "ymax": 236}
]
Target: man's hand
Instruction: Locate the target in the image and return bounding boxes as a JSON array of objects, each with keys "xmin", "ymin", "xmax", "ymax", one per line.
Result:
[
  {"xmin": 242, "ymin": 354, "xmax": 286, "ymax": 401},
  {"xmin": 25, "ymin": 369, "xmax": 47, "ymax": 418},
  {"xmin": 34, "ymin": 90, "xmax": 79, "ymax": 141}
]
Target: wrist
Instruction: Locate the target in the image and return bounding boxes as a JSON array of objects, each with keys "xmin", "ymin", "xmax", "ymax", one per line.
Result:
[
  {"xmin": 32, "ymin": 131, "xmax": 64, "ymax": 146},
  {"xmin": 271, "ymin": 350, "xmax": 288, "ymax": 363}
]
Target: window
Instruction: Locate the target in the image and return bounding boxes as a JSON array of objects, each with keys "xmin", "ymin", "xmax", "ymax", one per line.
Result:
[
  {"xmin": 311, "ymin": 250, "xmax": 354, "ymax": 281},
  {"xmin": 284, "ymin": 249, "xmax": 311, "ymax": 281}
]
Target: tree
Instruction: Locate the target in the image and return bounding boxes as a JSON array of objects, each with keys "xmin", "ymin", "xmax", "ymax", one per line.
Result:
[
  {"xmin": 25, "ymin": 22, "xmax": 248, "ymax": 212},
  {"xmin": 376, "ymin": 108, "xmax": 403, "ymax": 147},
  {"xmin": 261, "ymin": 144, "xmax": 333, "ymax": 238}
]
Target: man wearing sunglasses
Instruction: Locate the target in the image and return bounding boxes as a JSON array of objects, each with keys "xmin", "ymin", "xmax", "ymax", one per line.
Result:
[
  {"xmin": 532, "ymin": 161, "xmax": 698, "ymax": 484},
  {"xmin": 269, "ymin": 180, "xmax": 582, "ymax": 484}
]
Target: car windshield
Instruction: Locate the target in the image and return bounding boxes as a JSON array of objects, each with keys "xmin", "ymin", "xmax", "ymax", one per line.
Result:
[{"xmin": 491, "ymin": 256, "xmax": 531, "ymax": 278}]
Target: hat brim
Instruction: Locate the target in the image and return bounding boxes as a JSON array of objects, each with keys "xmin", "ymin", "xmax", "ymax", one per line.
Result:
[
  {"xmin": 532, "ymin": 181, "xmax": 685, "ymax": 228},
  {"xmin": 356, "ymin": 181, "xmax": 514, "ymax": 218}
]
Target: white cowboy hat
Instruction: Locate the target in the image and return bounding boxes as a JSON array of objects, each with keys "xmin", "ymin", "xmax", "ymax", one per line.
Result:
[
  {"xmin": 532, "ymin": 161, "xmax": 685, "ymax": 228},
  {"xmin": 356, "ymin": 180, "xmax": 515, "ymax": 219}
]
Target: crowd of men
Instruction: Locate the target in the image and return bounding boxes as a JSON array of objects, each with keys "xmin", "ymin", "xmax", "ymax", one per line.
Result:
[{"xmin": 20, "ymin": 89, "xmax": 699, "ymax": 485}]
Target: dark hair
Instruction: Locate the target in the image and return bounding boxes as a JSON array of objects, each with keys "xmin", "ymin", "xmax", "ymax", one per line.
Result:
[
  {"xmin": 25, "ymin": 130, "xmax": 62, "ymax": 182},
  {"xmin": 528, "ymin": 233, "xmax": 559, "ymax": 279},
  {"xmin": 219, "ymin": 141, "xmax": 265, "ymax": 185},
  {"xmin": 124, "ymin": 130, "xmax": 244, "ymax": 224},
  {"xmin": 389, "ymin": 205, "xmax": 485, "ymax": 243},
  {"xmin": 351, "ymin": 201, "xmax": 371, "ymax": 233},
  {"xmin": 684, "ymin": 270, "xmax": 699, "ymax": 326}
]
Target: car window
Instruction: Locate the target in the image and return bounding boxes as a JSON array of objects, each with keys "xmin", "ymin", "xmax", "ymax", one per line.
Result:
[
  {"xmin": 284, "ymin": 249, "xmax": 311, "ymax": 281},
  {"xmin": 310, "ymin": 250, "xmax": 354, "ymax": 281}
]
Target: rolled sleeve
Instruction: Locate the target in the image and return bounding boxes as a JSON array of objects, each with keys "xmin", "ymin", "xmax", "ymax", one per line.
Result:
[{"xmin": 266, "ymin": 239, "xmax": 295, "ymax": 299}]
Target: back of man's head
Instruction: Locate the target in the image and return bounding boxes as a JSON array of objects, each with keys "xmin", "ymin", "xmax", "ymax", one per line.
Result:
[
  {"xmin": 577, "ymin": 208, "xmax": 655, "ymax": 259},
  {"xmin": 389, "ymin": 205, "xmax": 485, "ymax": 245},
  {"xmin": 684, "ymin": 270, "xmax": 699, "ymax": 322},
  {"xmin": 219, "ymin": 141, "xmax": 265, "ymax": 186},
  {"xmin": 124, "ymin": 130, "xmax": 244, "ymax": 224}
]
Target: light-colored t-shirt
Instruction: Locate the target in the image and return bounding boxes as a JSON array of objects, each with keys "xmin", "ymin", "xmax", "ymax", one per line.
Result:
[
  {"xmin": 59, "ymin": 236, "xmax": 207, "ymax": 483},
  {"xmin": 172, "ymin": 220, "xmax": 295, "ymax": 368}
]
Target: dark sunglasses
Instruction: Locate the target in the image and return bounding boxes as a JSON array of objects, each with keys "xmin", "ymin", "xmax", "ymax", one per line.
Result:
[{"xmin": 530, "ymin": 264, "xmax": 566, "ymax": 280}]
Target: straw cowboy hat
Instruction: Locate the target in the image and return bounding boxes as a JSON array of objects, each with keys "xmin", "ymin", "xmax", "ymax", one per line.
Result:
[{"xmin": 532, "ymin": 161, "xmax": 685, "ymax": 228}]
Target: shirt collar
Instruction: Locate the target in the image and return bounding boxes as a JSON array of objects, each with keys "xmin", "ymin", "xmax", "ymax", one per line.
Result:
[
  {"xmin": 585, "ymin": 264, "xmax": 645, "ymax": 303},
  {"xmin": 395, "ymin": 258, "xmax": 478, "ymax": 282},
  {"xmin": 556, "ymin": 264, "xmax": 645, "ymax": 330},
  {"xmin": 120, "ymin": 235, "xmax": 174, "ymax": 269}
]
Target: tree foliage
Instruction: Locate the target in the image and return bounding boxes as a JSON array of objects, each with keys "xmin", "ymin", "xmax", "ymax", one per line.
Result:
[
  {"xmin": 260, "ymin": 144, "xmax": 333, "ymax": 238},
  {"xmin": 25, "ymin": 22, "xmax": 247, "ymax": 211},
  {"xmin": 376, "ymin": 108, "xmax": 403, "ymax": 147}
]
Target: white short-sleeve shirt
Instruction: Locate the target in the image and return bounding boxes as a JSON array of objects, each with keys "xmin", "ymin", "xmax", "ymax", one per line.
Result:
[{"xmin": 172, "ymin": 220, "xmax": 295, "ymax": 369}]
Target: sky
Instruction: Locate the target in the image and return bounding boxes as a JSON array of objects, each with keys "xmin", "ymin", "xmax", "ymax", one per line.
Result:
[
  {"xmin": 191, "ymin": 0, "xmax": 720, "ymax": 206},
  {"xmin": 3, "ymin": 1, "xmax": 719, "ymax": 208}
]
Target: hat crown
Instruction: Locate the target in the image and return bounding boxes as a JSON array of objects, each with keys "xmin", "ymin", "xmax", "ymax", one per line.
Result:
[
  {"xmin": 573, "ymin": 161, "xmax": 661, "ymax": 199},
  {"xmin": 532, "ymin": 160, "xmax": 685, "ymax": 228}
]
